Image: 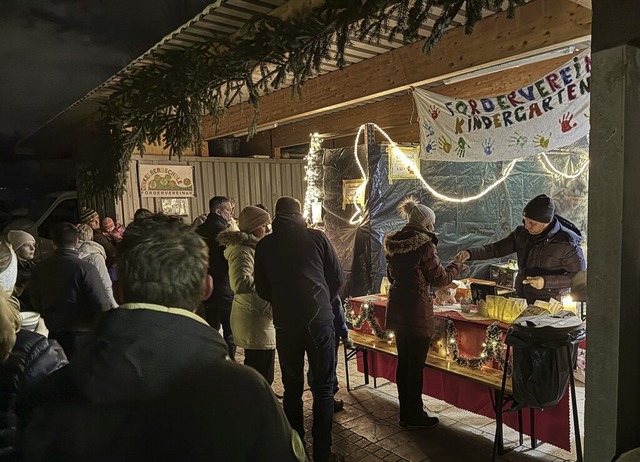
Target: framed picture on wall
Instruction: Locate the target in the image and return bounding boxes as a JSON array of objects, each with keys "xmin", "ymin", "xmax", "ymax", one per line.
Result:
[{"xmin": 161, "ymin": 198, "xmax": 190, "ymax": 217}]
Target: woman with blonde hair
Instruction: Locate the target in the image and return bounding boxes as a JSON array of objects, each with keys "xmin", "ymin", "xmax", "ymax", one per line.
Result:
[{"xmin": 0, "ymin": 241, "xmax": 68, "ymax": 460}]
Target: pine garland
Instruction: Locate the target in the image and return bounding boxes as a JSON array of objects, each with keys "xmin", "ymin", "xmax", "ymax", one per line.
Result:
[
  {"xmin": 445, "ymin": 318, "xmax": 511, "ymax": 373},
  {"xmin": 85, "ymin": 0, "xmax": 525, "ymax": 200},
  {"xmin": 345, "ymin": 298, "xmax": 394, "ymax": 341}
]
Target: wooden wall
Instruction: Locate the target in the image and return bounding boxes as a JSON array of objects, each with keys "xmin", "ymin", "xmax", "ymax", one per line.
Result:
[{"xmin": 115, "ymin": 155, "xmax": 305, "ymax": 225}]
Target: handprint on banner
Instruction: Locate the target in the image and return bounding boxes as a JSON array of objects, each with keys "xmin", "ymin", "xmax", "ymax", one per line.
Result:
[
  {"xmin": 560, "ymin": 112, "xmax": 577, "ymax": 132},
  {"xmin": 482, "ymin": 138, "xmax": 494, "ymax": 156},
  {"xmin": 456, "ymin": 137, "xmax": 470, "ymax": 158},
  {"xmin": 534, "ymin": 133, "xmax": 551, "ymax": 149},
  {"xmin": 438, "ymin": 135, "xmax": 452, "ymax": 154},
  {"xmin": 424, "ymin": 139, "xmax": 436, "ymax": 154},
  {"xmin": 429, "ymin": 105, "xmax": 440, "ymax": 120},
  {"xmin": 509, "ymin": 132, "xmax": 528, "ymax": 149},
  {"xmin": 422, "ymin": 121, "xmax": 435, "ymax": 136}
]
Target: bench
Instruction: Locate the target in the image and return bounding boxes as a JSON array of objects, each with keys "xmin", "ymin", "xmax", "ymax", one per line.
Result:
[{"xmin": 343, "ymin": 329, "xmax": 528, "ymax": 456}]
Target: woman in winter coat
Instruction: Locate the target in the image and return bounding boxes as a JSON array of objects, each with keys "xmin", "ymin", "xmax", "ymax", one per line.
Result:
[
  {"xmin": 217, "ymin": 206, "xmax": 276, "ymax": 384},
  {"xmin": 6, "ymin": 230, "xmax": 37, "ymax": 311},
  {"xmin": 0, "ymin": 241, "xmax": 68, "ymax": 462},
  {"xmin": 383, "ymin": 197, "xmax": 465, "ymax": 430},
  {"xmin": 76, "ymin": 224, "xmax": 118, "ymax": 308}
]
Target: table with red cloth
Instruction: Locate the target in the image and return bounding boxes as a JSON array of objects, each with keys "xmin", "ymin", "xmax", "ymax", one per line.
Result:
[{"xmin": 347, "ymin": 296, "xmax": 575, "ymax": 452}]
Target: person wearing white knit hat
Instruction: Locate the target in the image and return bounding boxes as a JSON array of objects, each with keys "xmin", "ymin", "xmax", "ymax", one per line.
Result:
[
  {"xmin": 7, "ymin": 230, "xmax": 37, "ymax": 310},
  {"xmin": 383, "ymin": 196, "xmax": 465, "ymax": 429},
  {"xmin": 7, "ymin": 230, "xmax": 36, "ymax": 261}
]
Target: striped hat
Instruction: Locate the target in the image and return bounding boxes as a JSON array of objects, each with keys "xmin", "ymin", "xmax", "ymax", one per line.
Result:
[{"xmin": 80, "ymin": 207, "xmax": 99, "ymax": 224}]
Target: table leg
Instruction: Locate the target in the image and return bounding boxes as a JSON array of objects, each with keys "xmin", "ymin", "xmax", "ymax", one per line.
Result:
[
  {"xmin": 530, "ymin": 410, "xmax": 537, "ymax": 449},
  {"xmin": 568, "ymin": 345, "xmax": 584, "ymax": 462},
  {"xmin": 344, "ymin": 343, "xmax": 351, "ymax": 392}
]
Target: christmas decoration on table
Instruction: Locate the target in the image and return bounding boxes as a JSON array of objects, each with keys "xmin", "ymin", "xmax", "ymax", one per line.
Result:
[
  {"xmin": 445, "ymin": 318, "xmax": 511, "ymax": 374},
  {"xmin": 90, "ymin": 0, "xmax": 528, "ymax": 201},
  {"xmin": 344, "ymin": 298, "xmax": 394, "ymax": 341}
]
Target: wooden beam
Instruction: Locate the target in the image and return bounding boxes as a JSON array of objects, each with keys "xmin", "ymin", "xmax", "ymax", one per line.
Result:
[
  {"xmin": 568, "ymin": 0, "xmax": 592, "ymax": 9},
  {"xmin": 267, "ymin": 52, "xmax": 583, "ymax": 148},
  {"xmin": 203, "ymin": 0, "xmax": 591, "ymax": 139}
]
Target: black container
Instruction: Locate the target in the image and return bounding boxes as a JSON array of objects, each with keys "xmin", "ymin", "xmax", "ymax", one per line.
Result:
[
  {"xmin": 506, "ymin": 312, "xmax": 585, "ymax": 410},
  {"xmin": 210, "ymin": 138, "xmax": 241, "ymax": 157}
]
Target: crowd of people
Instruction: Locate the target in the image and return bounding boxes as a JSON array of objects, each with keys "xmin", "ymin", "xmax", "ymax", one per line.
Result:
[{"xmin": 0, "ymin": 192, "xmax": 585, "ymax": 462}]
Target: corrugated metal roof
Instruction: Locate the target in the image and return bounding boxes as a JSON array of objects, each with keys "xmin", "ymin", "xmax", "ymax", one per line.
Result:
[{"xmin": 21, "ymin": 0, "xmax": 519, "ymax": 143}]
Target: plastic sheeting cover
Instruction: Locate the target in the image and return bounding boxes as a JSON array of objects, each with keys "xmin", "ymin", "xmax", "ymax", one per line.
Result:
[{"xmin": 320, "ymin": 143, "xmax": 588, "ymax": 297}]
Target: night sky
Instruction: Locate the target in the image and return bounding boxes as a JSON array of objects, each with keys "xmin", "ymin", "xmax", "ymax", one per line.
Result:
[{"xmin": 0, "ymin": 0, "xmax": 211, "ymax": 138}]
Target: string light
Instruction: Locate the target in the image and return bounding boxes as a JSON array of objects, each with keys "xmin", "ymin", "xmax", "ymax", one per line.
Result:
[
  {"xmin": 348, "ymin": 123, "xmax": 589, "ymax": 225},
  {"xmin": 349, "ymin": 125, "xmax": 369, "ymax": 224},
  {"xmin": 445, "ymin": 318, "xmax": 511, "ymax": 373},
  {"xmin": 539, "ymin": 152, "xmax": 589, "ymax": 179},
  {"xmin": 344, "ymin": 298, "xmax": 394, "ymax": 341},
  {"xmin": 303, "ymin": 133, "xmax": 324, "ymax": 223},
  {"xmin": 349, "ymin": 123, "xmax": 520, "ymax": 224}
]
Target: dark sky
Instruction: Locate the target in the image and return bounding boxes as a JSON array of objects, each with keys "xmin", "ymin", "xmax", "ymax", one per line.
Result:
[{"xmin": 0, "ymin": 0, "xmax": 211, "ymax": 137}]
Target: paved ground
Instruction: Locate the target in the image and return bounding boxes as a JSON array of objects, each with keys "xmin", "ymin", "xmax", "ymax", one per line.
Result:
[{"xmin": 240, "ymin": 345, "xmax": 584, "ymax": 462}]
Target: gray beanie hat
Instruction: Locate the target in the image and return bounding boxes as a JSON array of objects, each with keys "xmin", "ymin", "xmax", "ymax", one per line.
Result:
[{"xmin": 397, "ymin": 197, "xmax": 436, "ymax": 231}]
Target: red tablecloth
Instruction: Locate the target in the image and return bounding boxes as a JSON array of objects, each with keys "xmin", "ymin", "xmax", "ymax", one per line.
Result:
[{"xmin": 354, "ymin": 310, "xmax": 574, "ymax": 452}]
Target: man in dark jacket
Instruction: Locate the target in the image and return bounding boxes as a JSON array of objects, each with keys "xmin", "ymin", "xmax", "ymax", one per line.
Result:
[
  {"xmin": 21, "ymin": 214, "xmax": 307, "ymax": 462},
  {"xmin": 197, "ymin": 196, "xmax": 236, "ymax": 359},
  {"xmin": 254, "ymin": 196, "xmax": 344, "ymax": 462},
  {"xmin": 456, "ymin": 194, "xmax": 586, "ymax": 304},
  {"xmin": 29, "ymin": 223, "xmax": 112, "ymax": 358}
]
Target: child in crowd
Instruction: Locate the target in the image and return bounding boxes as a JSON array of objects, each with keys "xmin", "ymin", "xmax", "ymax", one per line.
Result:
[{"xmin": 101, "ymin": 217, "xmax": 125, "ymax": 243}]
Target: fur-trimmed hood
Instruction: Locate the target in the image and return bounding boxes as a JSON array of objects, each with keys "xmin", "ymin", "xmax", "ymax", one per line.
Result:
[
  {"xmin": 216, "ymin": 230, "xmax": 259, "ymax": 249},
  {"xmin": 384, "ymin": 225, "xmax": 436, "ymax": 256}
]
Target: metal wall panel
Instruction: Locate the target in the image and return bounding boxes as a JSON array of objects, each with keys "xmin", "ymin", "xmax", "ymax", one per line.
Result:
[{"xmin": 118, "ymin": 156, "xmax": 305, "ymax": 225}]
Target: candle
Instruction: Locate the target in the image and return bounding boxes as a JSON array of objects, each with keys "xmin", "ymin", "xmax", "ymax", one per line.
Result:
[{"xmin": 561, "ymin": 295, "xmax": 577, "ymax": 314}]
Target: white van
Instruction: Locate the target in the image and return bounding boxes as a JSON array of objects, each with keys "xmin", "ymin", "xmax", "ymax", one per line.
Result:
[{"xmin": 2, "ymin": 191, "xmax": 79, "ymax": 261}]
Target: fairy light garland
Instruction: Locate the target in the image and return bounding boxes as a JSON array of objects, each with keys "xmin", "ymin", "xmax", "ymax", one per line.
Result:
[
  {"xmin": 445, "ymin": 318, "xmax": 511, "ymax": 374},
  {"xmin": 539, "ymin": 152, "xmax": 590, "ymax": 179},
  {"xmin": 303, "ymin": 133, "xmax": 324, "ymax": 223},
  {"xmin": 348, "ymin": 123, "xmax": 589, "ymax": 225},
  {"xmin": 344, "ymin": 298, "xmax": 395, "ymax": 341}
]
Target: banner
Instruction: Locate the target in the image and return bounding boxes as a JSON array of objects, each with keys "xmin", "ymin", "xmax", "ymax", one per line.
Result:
[
  {"xmin": 138, "ymin": 164, "xmax": 195, "ymax": 197},
  {"xmin": 413, "ymin": 51, "xmax": 591, "ymax": 161}
]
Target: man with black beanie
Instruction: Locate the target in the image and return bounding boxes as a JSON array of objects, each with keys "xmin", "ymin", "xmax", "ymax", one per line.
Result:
[
  {"xmin": 455, "ymin": 194, "xmax": 586, "ymax": 304},
  {"xmin": 254, "ymin": 196, "xmax": 344, "ymax": 462}
]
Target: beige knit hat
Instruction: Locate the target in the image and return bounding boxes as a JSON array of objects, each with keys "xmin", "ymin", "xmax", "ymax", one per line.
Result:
[
  {"xmin": 7, "ymin": 230, "xmax": 36, "ymax": 251},
  {"xmin": 397, "ymin": 196, "xmax": 436, "ymax": 231},
  {"xmin": 238, "ymin": 206, "xmax": 271, "ymax": 233}
]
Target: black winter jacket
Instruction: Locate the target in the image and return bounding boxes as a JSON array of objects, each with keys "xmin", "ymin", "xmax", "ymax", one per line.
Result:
[
  {"xmin": 254, "ymin": 214, "xmax": 344, "ymax": 330},
  {"xmin": 29, "ymin": 249, "xmax": 112, "ymax": 333},
  {"xmin": 21, "ymin": 306, "xmax": 305, "ymax": 462},
  {"xmin": 384, "ymin": 225, "xmax": 462, "ymax": 337},
  {"xmin": 0, "ymin": 330, "xmax": 67, "ymax": 462},
  {"xmin": 467, "ymin": 216, "xmax": 585, "ymax": 304},
  {"xmin": 197, "ymin": 214, "xmax": 233, "ymax": 301}
]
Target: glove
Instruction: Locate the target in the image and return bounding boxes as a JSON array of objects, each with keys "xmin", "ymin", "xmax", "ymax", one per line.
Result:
[{"xmin": 523, "ymin": 276, "xmax": 544, "ymax": 290}]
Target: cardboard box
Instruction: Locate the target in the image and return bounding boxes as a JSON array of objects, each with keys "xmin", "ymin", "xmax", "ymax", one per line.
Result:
[{"xmin": 349, "ymin": 295, "xmax": 388, "ymax": 335}]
